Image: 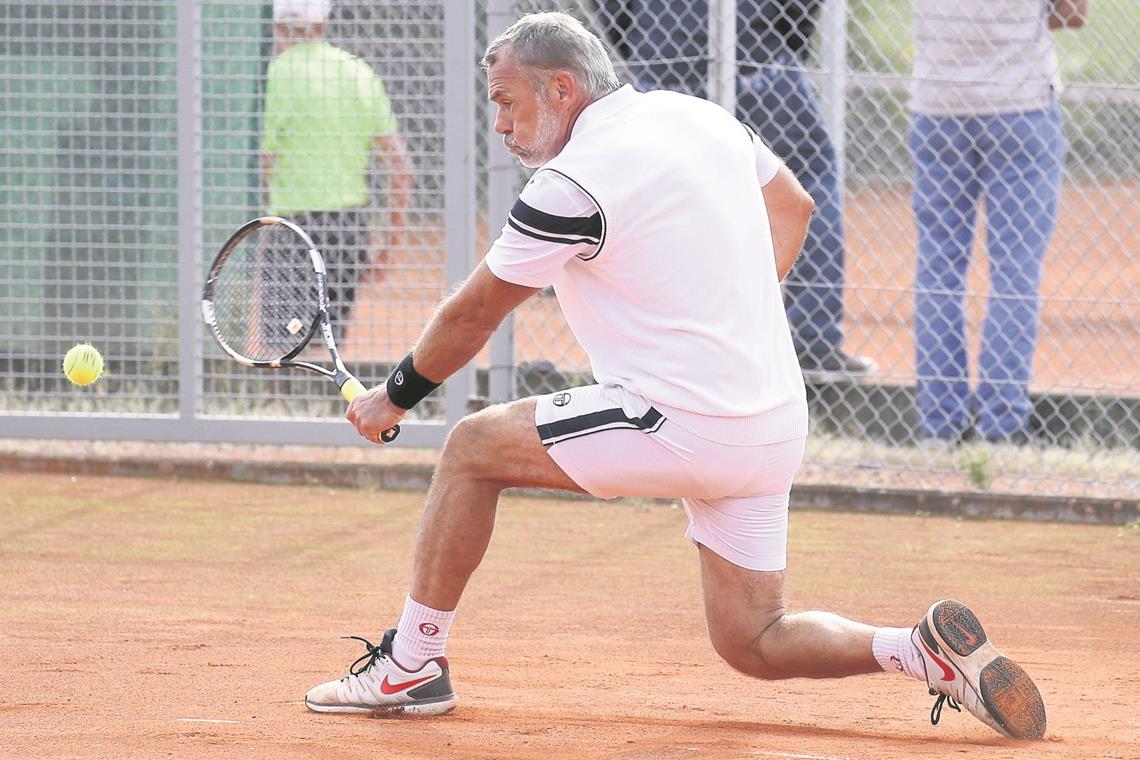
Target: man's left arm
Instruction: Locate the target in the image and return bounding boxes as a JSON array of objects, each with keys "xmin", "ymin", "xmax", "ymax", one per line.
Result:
[{"xmin": 375, "ymin": 132, "xmax": 412, "ymax": 251}]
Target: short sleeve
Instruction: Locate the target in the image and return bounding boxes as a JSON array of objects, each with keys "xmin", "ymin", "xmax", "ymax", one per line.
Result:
[
  {"xmin": 746, "ymin": 125, "xmax": 781, "ymax": 186},
  {"xmin": 484, "ymin": 170, "xmax": 603, "ymax": 289}
]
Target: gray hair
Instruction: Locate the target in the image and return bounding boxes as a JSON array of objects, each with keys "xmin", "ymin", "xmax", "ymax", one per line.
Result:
[{"xmin": 482, "ymin": 11, "xmax": 621, "ymax": 100}]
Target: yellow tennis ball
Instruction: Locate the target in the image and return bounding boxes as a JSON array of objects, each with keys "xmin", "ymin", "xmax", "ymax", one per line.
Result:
[{"xmin": 63, "ymin": 343, "xmax": 104, "ymax": 386}]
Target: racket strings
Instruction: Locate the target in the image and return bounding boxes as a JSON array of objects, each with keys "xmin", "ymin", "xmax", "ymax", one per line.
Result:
[{"xmin": 211, "ymin": 225, "xmax": 321, "ymax": 363}]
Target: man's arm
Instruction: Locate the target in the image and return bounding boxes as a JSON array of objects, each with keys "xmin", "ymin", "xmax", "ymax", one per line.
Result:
[
  {"xmin": 375, "ymin": 132, "xmax": 412, "ymax": 247},
  {"xmin": 761, "ymin": 164, "xmax": 816, "ymax": 282},
  {"xmin": 1049, "ymin": 0, "xmax": 1088, "ymax": 29},
  {"xmin": 410, "ymin": 261, "xmax": 537, "ymax": 381},
  {"xmin": 260, "ymin": 153, "xmax": 274, "ymax": 210},
  {"xmin": 345, "ymin": 261, "xmax": 538, "ymax": 441}
]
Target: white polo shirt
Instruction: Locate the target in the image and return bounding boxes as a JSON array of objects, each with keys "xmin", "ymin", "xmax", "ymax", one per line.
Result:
[{"xmin": 486, "ymin": 85, "xmax": 807, "ymax": 444}]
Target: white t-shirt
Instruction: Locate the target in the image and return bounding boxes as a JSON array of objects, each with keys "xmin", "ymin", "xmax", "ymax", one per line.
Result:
[
  {"xmin": 486, "ymin": 85, "xmax": 807, "ymax": 444},
  {"xmin": 910, "ymin": 0, "xmax": 1062, "ymax": 116}
]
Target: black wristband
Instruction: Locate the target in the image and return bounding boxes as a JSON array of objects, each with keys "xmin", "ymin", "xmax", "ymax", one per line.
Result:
[{"xmin": 386, "ymin": 353, "xmax": 441, "ymax": 410}]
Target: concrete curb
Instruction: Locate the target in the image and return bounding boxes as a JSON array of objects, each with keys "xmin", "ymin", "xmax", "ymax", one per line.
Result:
[{"xmin": 3, "ymin": 452, "xmax": 1135, "ymax": 526}]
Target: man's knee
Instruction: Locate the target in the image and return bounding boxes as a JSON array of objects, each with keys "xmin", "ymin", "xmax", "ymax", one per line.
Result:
[
  {"xmin": 438, "ymin": 411, "xmax": 495, "ymax": 476},
  {"xmin": 707, "ymin": 621, "xmax": 789, "ymax": 681}
]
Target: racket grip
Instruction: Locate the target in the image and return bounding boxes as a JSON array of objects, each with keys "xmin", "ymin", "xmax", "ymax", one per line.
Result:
[
  {"xmin": 340, "ymin": 377, "xmax": 366, "ymax": 402},
  {"xmin": 338, "ymin": 376, "xmax": 400, "ymax": 443}
]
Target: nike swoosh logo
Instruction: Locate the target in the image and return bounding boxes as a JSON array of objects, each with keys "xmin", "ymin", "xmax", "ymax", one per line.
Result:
[
  {"xmin": 949, "ymin": 619, "xmax": 978, "ymax": 646},
  {"xmin": 379, "ymin": 674, "xmax": 435, "ymax": 695},
  {"xmin": 920, "ymin": 640, "xmax": 956, "ymax": 683}
]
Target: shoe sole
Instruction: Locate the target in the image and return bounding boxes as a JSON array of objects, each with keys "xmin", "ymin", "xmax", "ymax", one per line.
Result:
[
  {"xmin": 930, "ymin": 600, "xmax": 1046, "ymax": 740},
  {"xmin": 305, "ymin": 695, "xmax": 457, "ymax": 717}
]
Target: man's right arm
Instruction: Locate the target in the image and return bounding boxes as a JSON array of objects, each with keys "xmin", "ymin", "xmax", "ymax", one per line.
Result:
[{"xmin": 761, "ymin": 165, "xmax": 815, "ymax": 282}]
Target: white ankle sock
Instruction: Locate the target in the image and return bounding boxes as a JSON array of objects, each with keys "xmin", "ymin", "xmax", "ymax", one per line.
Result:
[
  {"xmin": 392, "ymin": 595, "xmax": 454, "ymax": 671},
  {"xmin": 872, "ymin": 627, "xmax": 926, "ymax": 681}
]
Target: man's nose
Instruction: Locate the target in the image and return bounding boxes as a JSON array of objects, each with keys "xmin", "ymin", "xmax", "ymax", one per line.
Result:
[{"xmin": 494, "ymin": 110, "xmax": 511, "ymax": 135}]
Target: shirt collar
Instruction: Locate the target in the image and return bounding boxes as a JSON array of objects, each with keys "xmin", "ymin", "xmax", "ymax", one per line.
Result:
[{"xmin": 569, "ymin": 84, "xmax": 640, "ymax": 139}]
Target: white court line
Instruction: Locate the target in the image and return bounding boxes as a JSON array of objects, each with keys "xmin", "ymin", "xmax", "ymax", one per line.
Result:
[
  {"xmin": 175, "ymin": 718, "xmax": 239, "ymax": 724},
  {"xmin": 755, "ymin": 751, "xmax": 864, "ymax": 760}
]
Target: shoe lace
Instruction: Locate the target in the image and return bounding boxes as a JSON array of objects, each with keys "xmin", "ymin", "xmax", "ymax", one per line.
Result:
[
  {"xmin": 930, "ymin": 693, "xmax": 962, "ymax": 726},
  {"xmin": 342, "ymin": 629, "xmax": 397, "ymax": 677}
]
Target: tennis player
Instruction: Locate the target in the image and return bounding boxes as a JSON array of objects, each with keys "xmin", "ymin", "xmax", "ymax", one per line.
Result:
[{"xmin": 305, "ymin": 11, "xmax": 1045, "ymax": 740}]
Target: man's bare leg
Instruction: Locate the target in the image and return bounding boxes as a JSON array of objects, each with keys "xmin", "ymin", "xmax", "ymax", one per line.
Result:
[
  {"xmin": 697, "ymin": 543, "xmax": 880, "ymax": 679},
  {"xmin": 409, "ymin": 397, "xmax": 583, "ymax": 611}
]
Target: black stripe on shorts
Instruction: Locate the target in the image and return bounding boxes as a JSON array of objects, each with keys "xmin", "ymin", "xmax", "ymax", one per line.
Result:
[{"xmin": 538, "ymin": 406, "xmax": 664, "ymax": 446}]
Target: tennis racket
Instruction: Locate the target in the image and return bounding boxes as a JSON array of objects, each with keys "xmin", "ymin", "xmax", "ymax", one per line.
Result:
[{"xmin": 201, "ymin": 215, "xmax": 399, "ymax": 443}]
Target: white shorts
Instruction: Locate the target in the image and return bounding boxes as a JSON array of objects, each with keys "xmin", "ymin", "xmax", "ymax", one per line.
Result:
[{"xmin": 535, "ymin": 384, "xmax": 806, "ymax": 572}]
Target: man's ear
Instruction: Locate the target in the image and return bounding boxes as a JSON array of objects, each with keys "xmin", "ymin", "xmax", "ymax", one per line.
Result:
[{"xmin": 551, "ymin": 71, "xmax": 576, "ymax": 102}]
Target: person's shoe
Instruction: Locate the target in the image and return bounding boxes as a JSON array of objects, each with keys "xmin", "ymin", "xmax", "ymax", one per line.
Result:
[
  {"xmin": 304, "ymin": 629, "xmax": 457, "ymax": 716},
  {"xmin": 798, "ymin": 349, "xmax": 877, "ymax": 378},
  {"xmin": 912, "ymin": 600, "xmax": 1046, "ymax": 739},
  {"xmin": 980, "ymin": 429, "xmax": 1032, "ymax": 446}
]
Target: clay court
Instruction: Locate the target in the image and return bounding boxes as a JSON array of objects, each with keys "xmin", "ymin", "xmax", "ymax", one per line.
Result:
[{"xmin": 2, "ymin": 471, "xmax": 1137, "ymax": 759}]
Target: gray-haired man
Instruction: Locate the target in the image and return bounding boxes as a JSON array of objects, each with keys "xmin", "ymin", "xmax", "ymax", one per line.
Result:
[{"xmin": 303, "ymin": 12, "xmax": 1045, "ymax": 740}]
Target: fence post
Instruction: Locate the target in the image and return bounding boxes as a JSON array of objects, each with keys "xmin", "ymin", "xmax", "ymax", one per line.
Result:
[
  {"xmin": 486, "ymin": 0, "xmax": 518, "ymax": 404},
  {"xmin": 442, "ymin": 0, "xmax": 480, "ymax": 425},
  {"xmin": 176, "ymin": 0, "xmax": 201, "ymax": 426},
  {"xmin": 819, "ymin": 0, "xmax": 848, "ymax": 188},
  {"xmin": 708, "ymin": 0, "xmax": 737, "ymax": 113}
]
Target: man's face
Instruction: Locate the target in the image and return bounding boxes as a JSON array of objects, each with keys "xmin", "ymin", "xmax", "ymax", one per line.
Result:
[{"xmin": 487, "ymin": 54, "xmax": 567, "ymax": 169}]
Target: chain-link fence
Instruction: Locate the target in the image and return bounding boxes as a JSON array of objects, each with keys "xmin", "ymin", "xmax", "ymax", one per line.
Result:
[
  {"xmin": 485, "ymin": 0, "xmax": 1138, "ymax": 500},
  {"xmin": 2, "ymin": 1, "xmax": 1137, "ymax": 498},
  {"xmin": 1, "ymin": 0, "xmax": 470, "ymax": 446}
]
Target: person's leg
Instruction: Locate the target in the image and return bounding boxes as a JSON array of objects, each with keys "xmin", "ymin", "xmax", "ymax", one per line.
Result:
[
  {"xmin": 692, "ymin": 472, "xmax": 1045, "ymax": 739},
  {"xmin": 740, "ymin": 62, "xmax": 848, "ymax": 364},
  {"xmin": 408, "ymin": 397, "xmax": 583, "ymax": 612},
  {"xmin": 305, "ymin": 396, "xmax": 583, "ymax": 715},
  {"xmin": 314, "ymin": 209, "xmax": 368, "ymax": 334},
  {"xmin": 698, "ymin": 546, "xmax": 881, "ymax": 678},
  {"xmin": 909, "ymin": 114, "xmax": 981, "ymax": 440},
  {"xmin": 975, "ymin": 107, "xmax": 1065, "ymax": 441}
]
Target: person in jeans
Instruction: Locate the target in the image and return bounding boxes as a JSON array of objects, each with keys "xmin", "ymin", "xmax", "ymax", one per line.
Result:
[
  {"xmin": 608, "ymin": 0, "xmax": 875, "ymax": 377},
  {"xmin": 908, "ymin": 0, "xmax": 1087, "ymax": 443}
]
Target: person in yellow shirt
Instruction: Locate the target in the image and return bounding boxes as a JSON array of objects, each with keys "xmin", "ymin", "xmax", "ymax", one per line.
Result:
[{"xmin": 262, "ymin": 0, "xmax": 411, "ymax": 332}]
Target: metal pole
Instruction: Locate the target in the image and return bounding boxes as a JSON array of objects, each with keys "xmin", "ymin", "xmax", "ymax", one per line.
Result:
[
  {"xmin": 486, "ymin": 0, "xmax": 517, "ymax": 404},
  {"xmin": 819, "ymin": 0, "xmax": 848, "ymax": 189},
  {"xmin": 176, "ymin": 0, "xmax": 201, "ymax": 427},
  {"xmin": 708, "ymin": 0, "xmax": 737, "ymax": 112},
  {"xmin": 442, "ymin": 0, "xmax": 479, "ymax": 426}
]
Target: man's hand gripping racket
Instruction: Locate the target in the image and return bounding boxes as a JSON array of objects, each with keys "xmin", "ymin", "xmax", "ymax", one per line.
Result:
[{"xmin": 201, "ymin": 216, "xmax": 400, "ymax": 444}]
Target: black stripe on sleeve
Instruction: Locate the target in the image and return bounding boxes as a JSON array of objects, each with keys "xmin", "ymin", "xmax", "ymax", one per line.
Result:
[
  {"xmin": 507, "ymin": 217, "xmax": 600, "ymax": 246},
  {"xmin": 509, "ymin": 198, "xmax": 602, "ymax": 241}
]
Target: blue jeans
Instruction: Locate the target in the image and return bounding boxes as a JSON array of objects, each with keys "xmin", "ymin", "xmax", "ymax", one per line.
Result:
[
  {"xmin": 909, "ymin": 107, "xmax": 1065, "ymax": 440},
  {"xmin": 738, "ymin": 60, "xmax": 846, "ymax": 359}
]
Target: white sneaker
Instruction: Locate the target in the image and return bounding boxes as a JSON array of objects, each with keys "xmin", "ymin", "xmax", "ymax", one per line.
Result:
[
  {"xmin": 305, "ymin": 629, "xmax": 457, "ymax": 716},
  {"xmin": 912, "ymin": 600, "xmax": 1045, "ymax": 739}
]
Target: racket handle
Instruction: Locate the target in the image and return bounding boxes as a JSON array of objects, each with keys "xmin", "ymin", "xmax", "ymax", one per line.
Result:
[
  {"xmin": 339, "ymin": 376, "xmax": 401, "ymax": 444},
  {"xmin": 340, "ymin": 377, "xmax": 367, "ymax": 402}
]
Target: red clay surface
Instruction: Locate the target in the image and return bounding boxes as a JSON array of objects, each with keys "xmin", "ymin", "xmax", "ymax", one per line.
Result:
[{"xmin": 2, "ymin": 472, "xmax": 1137, "ymax": 759}]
